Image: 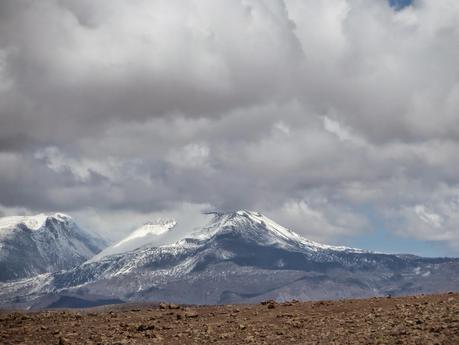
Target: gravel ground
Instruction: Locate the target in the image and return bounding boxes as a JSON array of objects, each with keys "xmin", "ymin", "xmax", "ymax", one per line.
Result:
[{"xmin": 0, "ymin": 293, "xmax": 458, "ymax": 344}]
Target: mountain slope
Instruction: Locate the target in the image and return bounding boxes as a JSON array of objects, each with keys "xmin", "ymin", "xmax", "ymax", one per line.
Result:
[
  {"xmin": 0, "ymin": 213, "xmax": 107, "ymax": 282},
  {"xmin": 90, "ymin": 219, "xmax": 176, "ymax": 261},
  {"xmin": 0, "ymin": 210, "xmax": 458, "ymax": 309}
]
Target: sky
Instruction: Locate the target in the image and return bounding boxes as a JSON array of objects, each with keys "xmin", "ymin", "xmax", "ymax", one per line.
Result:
[
  {"xmin": 0, "ymin": 0, "xmax": 459, "ymax": 257},
  {"xmin": 389, "ymin": 0, "xmax": 412, "ymax": 9}
]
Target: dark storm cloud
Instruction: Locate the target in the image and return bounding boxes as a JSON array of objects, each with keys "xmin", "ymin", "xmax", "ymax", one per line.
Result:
[{"xmin": 1, "ymin": 0, "xmax": 459, "ymax": 251}]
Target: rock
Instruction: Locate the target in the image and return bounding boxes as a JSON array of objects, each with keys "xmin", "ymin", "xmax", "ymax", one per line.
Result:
[
  {"xmin": 267, "ymin": 302, "xmax": 276, "ymax": 309},
  {"xmin": 57, "ymin": 337, "xmax": 68, "ymax": 345},
  {"xmin": 159, "ymin": 303, "xmax": 168, "ymax": 310},
  {"xmin": 219, "ymin": 332, "xmax": 235, "ymax": 339},
  {"xmin": 184, "ymin": 311, "xmax": 198, "ymax": 318},
  {"xmin": 245, "ymin": 335, "xmax": 255, "ymax": 342},
  {"xmin": 261, "ymin": 299, "xmax": 276, "ymax": 306},
  {"xmin": 136, "ymin": 323, "xmax": 155, "ymax": 332}
]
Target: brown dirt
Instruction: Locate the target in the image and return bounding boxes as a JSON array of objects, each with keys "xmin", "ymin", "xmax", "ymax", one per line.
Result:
[{"xmin": 0, "ymin": 293, "xmax": 458, "ymax": 344}]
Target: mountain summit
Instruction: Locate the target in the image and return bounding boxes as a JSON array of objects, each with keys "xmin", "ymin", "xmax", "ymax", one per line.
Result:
[
  {"xmin": 0, "ymin": 213, "xmax": 107, "ymax": 282},
  {"xmin": 189, "ymin": 210, "xmax": 364, "ymax": 253},
  {"xmin": 0, "ymin": 210, "xmax": 458, "ymax": 309},
  {"xmin": 91, "ymin": 218, "xmax": 176, "ymax": 260}
]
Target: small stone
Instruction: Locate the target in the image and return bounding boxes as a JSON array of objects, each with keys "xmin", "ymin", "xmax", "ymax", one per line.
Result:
[
  {"xmin": 261, "ymin": 299, "xmax": 276, "ymax": 306},
  {"xmin": 219, "ymin": 332, "xmax": 235, "ymax": 339},
  {"xmin": 136, "ymin": 323, "xmax": 155, "ymax": 332},
  {"xmin": 58, "ymin": 337, "xmax": 68, "ymax": 345},
  {"xmin": 159, "ymin": 303, "xmax": 168, "ymax": 310},
  {"xmin": 184, "ymin": 311, "xmax": 198, "ymax": 318}
]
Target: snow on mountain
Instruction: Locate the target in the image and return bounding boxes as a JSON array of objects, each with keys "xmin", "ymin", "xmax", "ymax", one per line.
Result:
[
  {"xmin": 0, "ymin": 213, "xmax": 52, "ymax": 231},
  {"xmin": 60, "ymin": 210, "xmax": 370, "ymax": 281},
  {"xmin": 0, "ymin": 213, "xmax": 107, "ymax": 281},
  {"xmin": 90, "ymin": 219, "xmax": 176, "ymax": 261},
  {"xmin": 5, "ymin": 210, "xmax": 373, "ymax": 292},
  {"xmin": 1, "ymin": 210, "xmax": 458, "ymax": 309},
  {"xmin": 189, "ymin": 210, "xmax": 365, "ymax": 253}
]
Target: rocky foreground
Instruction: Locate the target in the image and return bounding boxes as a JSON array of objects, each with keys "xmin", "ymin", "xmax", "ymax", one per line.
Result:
[{"xmin": 1, "ymin": 293, "xmax": 458, "ymax": 344}]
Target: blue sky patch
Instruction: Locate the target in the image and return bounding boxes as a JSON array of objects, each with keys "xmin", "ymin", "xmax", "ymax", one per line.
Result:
[{"xmin": 389, "ymin": 0, "xmax": 413, "ymax": 9}]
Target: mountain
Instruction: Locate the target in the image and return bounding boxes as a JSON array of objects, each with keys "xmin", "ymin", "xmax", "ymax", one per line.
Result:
[
  {"xmin": 0, "ymin": 210, "xmax": 458, "ymax": 309},
  {"xmin": 90, "ymin": 219, "xmax": 176, "ymax": 261},
  {"xmin": 0, "ymin": 213, "xmax": 107, "ymax": 282}
]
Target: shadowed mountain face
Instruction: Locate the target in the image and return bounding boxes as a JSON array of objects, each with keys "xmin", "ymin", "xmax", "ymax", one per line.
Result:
[
  {"xmin": 0, "ymin": 210, "xmax": 458, "ymax": 309},
  {"xmin": 0, "ymin": 213, "xmax": 107, "ymax": 282}
]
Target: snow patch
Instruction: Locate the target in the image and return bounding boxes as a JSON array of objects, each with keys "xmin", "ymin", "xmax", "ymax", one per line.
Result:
[
  {"xmin": 0, "ymin": 213, "xmax": 72, "ymax": 232},
  {"xmin": 90, "ymin": 219, "xmax": 177, "ymax": 261},
  {"xmin": 113, "ymin": 219, "xmax": 176, "ymax": 248}
]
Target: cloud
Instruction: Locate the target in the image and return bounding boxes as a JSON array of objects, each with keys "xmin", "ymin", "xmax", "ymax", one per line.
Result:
[
  {"xmin": 0, "ymin": 0, "xmax": 459, "ymax": 253},
  {"xmin": 167, "ymin": 143, "xmax": 211, "ymax": 170},
  {"xmin": 388, "ymin": 188, "xmax": 459, "ymax": 251},
  {"xmin": 71, "ymin": 202, "xmax": 213, "ymax": 242},
  {"xmin": 268, "ymin": 199, "xmax": 370, "ymax": 244}
]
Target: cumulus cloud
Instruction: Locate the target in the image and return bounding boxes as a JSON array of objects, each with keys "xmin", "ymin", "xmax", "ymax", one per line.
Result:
[
  {"xmin": 389, "ymin": 188, "xmax": 459, "ymax": 251},
  {"xmin": 0, "ymin": 0, "xmax": 459, "ymax": 253},
  {"xmin": 268, "ymin": 199, "xmax": 370, "ymax": 243}
]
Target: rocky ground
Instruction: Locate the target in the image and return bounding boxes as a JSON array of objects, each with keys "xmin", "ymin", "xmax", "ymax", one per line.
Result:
[{"xmin": 0, "ymin": 293, "xmax": 458, "ymax": 344}]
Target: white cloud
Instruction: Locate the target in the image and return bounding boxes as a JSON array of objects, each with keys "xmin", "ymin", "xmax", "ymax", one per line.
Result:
[
  {"xmin": 72, "ymin": 202, "xmax": 212, "ymax": 242},
  {"xmin": 414, "ymin": 205, "xmax": 443, "ymax": 229},
  {"xmin": 273, "ymin": 121, "xmax": 291, "ymax": 136},
  {"xmin": 388, "ymin": 188, "xmax": 459, "ymax": 250},
  {"xmin": 167, "ymin": 143, "xmax": 211, "ymax": 170},
  {"xmin": 269, "ymin": 199, "xmax": 369, "ymax": 244}
]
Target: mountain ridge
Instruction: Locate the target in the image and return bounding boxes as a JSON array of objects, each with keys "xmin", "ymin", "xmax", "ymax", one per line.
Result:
[
  {"xmin": 0, "ymin": 209, "xmax": 458, "ymax": 309},
  {"xmin": 90, "ymin": 218, "xmax": 177, "ymax": 262},
  {"xmin": 0, "ymin": 213, "xmax": 107, "ymax": 282}
]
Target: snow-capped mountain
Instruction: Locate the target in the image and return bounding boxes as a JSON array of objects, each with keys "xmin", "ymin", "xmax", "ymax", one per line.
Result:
[
  {"xmin": 0, "ymin": 213, "xmax": 107, "ymax": 282},
  {"xmin": 189, "ymin": 210, "xmax": 365, "ymax": 253},
  {"xmin": 90, "ymin": 219, "xmax": 176, "ymax": 261},
  {"xmin": 0, "ymin": 210, "xmax": 458, "ymax": 309}
]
